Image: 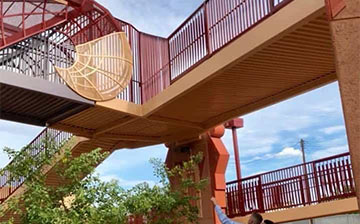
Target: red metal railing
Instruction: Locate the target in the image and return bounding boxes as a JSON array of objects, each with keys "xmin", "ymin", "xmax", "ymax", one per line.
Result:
[
  {"xmin": 0, "ymin": 128, "xmax": 72, "ymax": 204},
  {"xmin": 226, "ymin": 152, "xmax": 356, "ymax": 217},
  {"xmin": 167, "ymin": 0, "xmax": 292, "ymax": 81},
  {"xmin": 133, "ymin": 0, "xmax": 292, "ymax": 100},
  {"xmin": 119, "ymin": 0, "xmax": 294, "ymax": 103}
]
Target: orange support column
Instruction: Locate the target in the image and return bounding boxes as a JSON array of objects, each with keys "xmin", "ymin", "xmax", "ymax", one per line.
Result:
[
  {"xmin": 165, "ymin": 125, "xmax": 230, "ymax": 224},
  {"xmin": 208, "ymin": 125, "xmax": 230, "ymax": 224},
  {"xmin": 327, "ymin": 0, "xmax": 360, "ymax": 209}
]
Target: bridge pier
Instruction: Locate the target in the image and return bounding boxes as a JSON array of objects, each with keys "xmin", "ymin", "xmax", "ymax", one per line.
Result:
[
  {"xmin": 165, "ymin": 125, "xmax": 229, "ymax": 224},
  {"xmin": 328, "ymin": 0, "xmax": 360, "ymax": 209}
]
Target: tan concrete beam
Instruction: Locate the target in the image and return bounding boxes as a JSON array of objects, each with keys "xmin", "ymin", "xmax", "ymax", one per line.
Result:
[
  {"xmin": 93, "ymin": 116, "xmax": 137, "ymax": 137},
  {"xmin": 147, "ymin": 115, "xmax": 205, "ymax": 131},
  {"xmin": 100, "ymin": 133, "xmax": 163, "ymax": 143},
  {"xmin": 96, "ymin": 99, "xmax": 143, "ymax": 117}
]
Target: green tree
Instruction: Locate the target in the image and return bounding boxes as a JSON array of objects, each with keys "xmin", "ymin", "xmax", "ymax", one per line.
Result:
[{"xmin": 0, "ymin": 137, "xmax": 206, "ymax": 224}]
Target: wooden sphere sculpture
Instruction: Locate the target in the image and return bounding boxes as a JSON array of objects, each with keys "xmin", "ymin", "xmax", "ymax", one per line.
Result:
[{"xmin": 55, "ymin": 32, "xmax": 133, "ymax": 101}]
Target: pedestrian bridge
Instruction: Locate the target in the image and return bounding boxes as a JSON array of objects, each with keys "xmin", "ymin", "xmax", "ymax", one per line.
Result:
[
  {"xmin": 0, "ymin": 0, "xmax": 335, "ymax": 148},
  {"xmin": 0, "ymin": 0, "xmax": 356, "ymax": 223}
]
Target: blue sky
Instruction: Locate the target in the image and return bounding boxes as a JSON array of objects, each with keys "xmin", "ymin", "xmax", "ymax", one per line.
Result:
[{"xmin": 0, "ymin": 0, "xmax": 349, "ymax": 188}]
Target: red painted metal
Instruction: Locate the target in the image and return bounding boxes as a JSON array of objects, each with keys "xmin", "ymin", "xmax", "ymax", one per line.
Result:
[
  {"xmin": 225, "ymin": 118, "xmax": 244, "ymax": 129},
  {"xmin": 0, "ymin": 0, "xmax": 68, "ymax": 48},
  {"xmin": 225, "ymin": 152, "xmax": 356, "ymax": 217},
  {"xmin": 168, "ymin": 0, "xmax": 293, "ymax": 83},
  {"xmin": 139, "ymin": 33, "xmax": 170, "ymax": 103},
  {"xmin": 0, "ymin": 128, "xmax": 72, "ymax": 204},
  {"xmin": 325, "ymin": 0, "xmax": 346, "ymax": 20},
  {"xmin": 225, "ymin": 118, "xmax": 244, "ymax": 180}
]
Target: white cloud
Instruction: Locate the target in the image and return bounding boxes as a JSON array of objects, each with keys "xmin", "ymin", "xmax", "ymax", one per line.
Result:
[
  {"xmin": 321, "ymin": 125, "xmax": 346, "ymax": 135},
  {"xmin": 97, "ymin": 0, "xmax": 203, "ymax": 37},
  {"xmin": 276, "ymin": 147, "xmax": 302, "ymax": 158},
  {"xmin": 310, "ymin": 145, "xmax": 348, "ymax": 160},
  {"xmin": 242, "ymin": 147, "xmax": 302, "ymax": 164}
]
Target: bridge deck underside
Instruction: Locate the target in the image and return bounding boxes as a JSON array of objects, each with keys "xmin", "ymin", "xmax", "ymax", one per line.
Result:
[
  {"xmin": 0, "ymin": 70, "xmax": 93, "ymax": 126},
  {"xmin": 154, "ymin": 13, "xmax": 335, "ymax": 129}
]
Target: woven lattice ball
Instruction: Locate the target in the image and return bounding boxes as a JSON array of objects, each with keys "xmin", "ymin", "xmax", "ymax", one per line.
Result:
[{"xmin": 55, "ymin": 32, "xmax": 133, "ymax": 101}]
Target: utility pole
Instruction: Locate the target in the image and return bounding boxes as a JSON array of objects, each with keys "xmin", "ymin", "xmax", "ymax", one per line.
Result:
[
  {"xmin": 225, "ymin": 118, "xmax": 244, "ymax": 180},
  {"xmin": 300, "ymin": 139, "xmax": 306, "ymax": 164},
  {"xmin": 300, "ymin": 138, "xmax": 310, "ymax": 204}
]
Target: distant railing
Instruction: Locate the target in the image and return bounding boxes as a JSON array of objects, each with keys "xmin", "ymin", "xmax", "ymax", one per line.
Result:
[
  {"xmin": 0, "ymin": 128, "xmax": 72, "ymax": 204},
  {"xmin": 226, "ymin": 152, "xmax": 356, "ymax": 217}
]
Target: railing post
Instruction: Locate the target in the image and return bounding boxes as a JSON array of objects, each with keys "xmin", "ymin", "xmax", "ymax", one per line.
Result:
[
  {"xmin": 138, "ymin": 33, "xmax": 143, "ymax": 104},
  {"xmin": 238, "ymin": 180, "xmax": 245, "ymax": 216},
  {"xmin": 167, "ymin": 38, "xmax": 172, "ymax": 84},
  {"xmin": 128, "ymin": 28, "xmax": 134, "ymax": 103},
  {"xmin": 312, "ymin": 162, "xmax": 321, "ymax": 203},
  {"xmin": 269, "ymin": 0, "xmax": 275, "ymax": 14},
  {"xmin": 257, "ymin": 176, "xmax": 265, "ymax": 213},
  {"xmin": 226, "ymin": 185, "xmax": 232, "ymax": 217},
  {"xmin": 203, "ymin": 1, "xmax": 211, "ymax": 56},
  {"xmin": 303, "ymin": 163, "xmax": 311, "ymax": 205},
  {"xmin": 8, "ymin": 171, "xmax": 11, "ymax": 197},
  {"xmin": 299, "ymin": 176, "xmax": 306, "ymax": 206}
]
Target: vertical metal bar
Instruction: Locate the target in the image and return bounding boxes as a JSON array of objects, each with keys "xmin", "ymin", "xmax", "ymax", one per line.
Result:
[
  {"xmin": 203, "ymin": 2, "xmax": 211, "ymax": 55},
  {"xmin": 257, "ymin": 177, "xmax": 265, "ymax": 213},
  {"xmin": 138, "ymin": 33, "xmax": 143, "ymax": 104},
  {"xmin": 345, "ymin": 158, "xmax": 354, "ymax": 192},
  {"xmin": 128, "ymin": 29, "xmax": 134, "ymax": 103},
  {"xmin": 269, "ymin": 0, "xmax": 275, "ymax": 14},
  {"xmin": 0, "ymin": 0, "xmax": 6, "ymax": 46},
  {"xmin": 334, "ymin": 160, "xmax": 341, "ymax": 196},
  {"xmin": 22, "ymin": 0, "xmax": 26, "ymax": 36}
]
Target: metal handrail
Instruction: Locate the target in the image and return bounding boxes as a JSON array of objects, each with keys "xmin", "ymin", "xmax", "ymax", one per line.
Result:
[{"xmin": 0, "ymin": 128, "xmax": 72, "ymax": 204}]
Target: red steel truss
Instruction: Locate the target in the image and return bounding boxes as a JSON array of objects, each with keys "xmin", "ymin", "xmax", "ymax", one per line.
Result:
[{"xmin": 0, "ymin": 0, "xmax": 120, "ymax": 48}]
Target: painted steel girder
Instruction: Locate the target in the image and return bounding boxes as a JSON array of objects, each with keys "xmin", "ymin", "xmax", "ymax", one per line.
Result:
[{"xmin": 0, "ymin": 0, "xmax": 121, "ymax": 50}]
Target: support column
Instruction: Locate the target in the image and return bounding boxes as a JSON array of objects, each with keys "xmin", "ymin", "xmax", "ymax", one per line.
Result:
[
  {"xmin": 327, "ymin": 0, "xmax": 360, "ymax": 208},
  {"xmin": 225, "ymin": 118, "xmax": 244, "ymax": 180},
  {"xmin": 208, "ymin": 125, "xmax": 230, "ymax": 224},
  {"xmin": 165, "ymin": 125, "xmax": 230, "ymax": 224}
]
